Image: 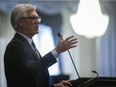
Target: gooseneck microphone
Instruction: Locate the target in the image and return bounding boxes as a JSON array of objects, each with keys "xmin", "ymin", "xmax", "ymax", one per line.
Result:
[
  {"xmin": 92, "ymin": 70, "xmax": 99, "ymax": 78},
  {"xmin": 57, "ymin": 33, "xmax": 80, "ymax": 78}
]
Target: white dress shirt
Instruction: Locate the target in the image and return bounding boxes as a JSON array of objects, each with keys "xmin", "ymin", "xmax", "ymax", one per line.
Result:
[{"xmin": 17, "ymin": 32, "xmax": 59, "ymax": 59}]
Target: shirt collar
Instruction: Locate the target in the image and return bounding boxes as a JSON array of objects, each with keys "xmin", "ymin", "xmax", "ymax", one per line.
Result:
[{"xmin": 16, "ymin": 32, "xmax": 32, "ymax": 45}]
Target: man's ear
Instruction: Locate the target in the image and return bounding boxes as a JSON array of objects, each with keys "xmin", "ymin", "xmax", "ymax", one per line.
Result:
[{"xmin": 17, "ymin": 19, "xmax": 23, "ymax": 27}]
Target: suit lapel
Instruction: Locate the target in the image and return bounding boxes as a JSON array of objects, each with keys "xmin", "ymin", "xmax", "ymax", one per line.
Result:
[{"xmin": 14, "ymin": 33, "xmax": 41, "ymax": 61}]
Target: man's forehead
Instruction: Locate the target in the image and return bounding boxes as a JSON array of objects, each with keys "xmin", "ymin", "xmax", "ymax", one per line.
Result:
[{"xmin": 26, "ymin": 9, "xmax": 39, "ymax": 17}]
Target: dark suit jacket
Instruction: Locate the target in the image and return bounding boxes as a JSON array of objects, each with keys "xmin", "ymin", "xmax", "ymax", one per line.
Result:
[{"xmin": 4, "ymin": 33, "xmax": 57, "ymax": 87}]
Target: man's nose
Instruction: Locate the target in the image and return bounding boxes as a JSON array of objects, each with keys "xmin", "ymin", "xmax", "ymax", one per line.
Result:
[{"xmin": 35, "ymin": 17, "xmax": 41, "ymax": 24}]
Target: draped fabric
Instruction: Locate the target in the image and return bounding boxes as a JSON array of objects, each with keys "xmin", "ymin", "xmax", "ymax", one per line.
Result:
[
  {"xmin": 0, "ymin": 10, "xmax": 15, "ymax": 87},
  {"xmin": 0, "ymin": 0, "xmax": 78, "ymax": 15},
  {"xmin": 97, "ymin": 2, "xmax": 116, "ymax": 77}
]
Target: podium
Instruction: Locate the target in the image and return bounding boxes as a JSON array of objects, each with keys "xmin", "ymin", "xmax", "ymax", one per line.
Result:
[{"xmin": 70, "ymin": 77, "xmax": 116, "ymax": 87}]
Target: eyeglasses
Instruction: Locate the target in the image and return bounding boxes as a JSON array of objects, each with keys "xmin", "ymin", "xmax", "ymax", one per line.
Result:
[{"xmin": 20, "ymin": 16, "xmax": 41, "ymax": 23}]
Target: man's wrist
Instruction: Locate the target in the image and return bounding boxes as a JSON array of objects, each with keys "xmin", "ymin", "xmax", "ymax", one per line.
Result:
[
  {"xmin": 54, "ymin": 48, "xmax": 61, "ymax": 54},
  {"xmin": 51, "ymin": 49, "xmax": 59, "ymax": 59}
]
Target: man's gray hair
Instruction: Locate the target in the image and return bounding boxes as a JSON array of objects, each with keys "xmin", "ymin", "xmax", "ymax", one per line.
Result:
[{"xmin": 10, "ymin": 4, "xmax": 37, "ymax": 30}]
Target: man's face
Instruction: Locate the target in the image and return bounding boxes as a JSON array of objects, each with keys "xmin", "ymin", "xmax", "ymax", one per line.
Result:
[{"xmin": 18, "ymin": 9, "xmax": 40, "ymax": 38}]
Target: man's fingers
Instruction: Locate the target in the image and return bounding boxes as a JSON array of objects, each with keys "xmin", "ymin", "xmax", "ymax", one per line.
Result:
[
  {"xmin": 62, "ymin": 80, "xmax": 73, "ymax": 87},
  {"xmin": 65, "ymin": 36, "xmax": 75, "ymax": 41},
  {"xmin": 65, "ymin": 36, "xmax": 78, "ymax": 49},
  {"xmin": 68, "ymin": 38, "xmax": 78, "ymax": 43}
]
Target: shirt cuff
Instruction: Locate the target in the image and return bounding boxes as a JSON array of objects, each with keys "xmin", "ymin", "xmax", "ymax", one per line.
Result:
[{"xmin": 51, "ymin": 49, "xmax": 59, "ymax": 59}]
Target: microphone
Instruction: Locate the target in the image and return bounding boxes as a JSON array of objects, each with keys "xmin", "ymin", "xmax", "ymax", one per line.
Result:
[
  {"xmin": 79, "ymin": 71, "xmax": 98, "ymax": 87},
  {"xmin": 92, "ymin": 70, "xmax": 98, "ymax": 78},
  {"xmin": 79, "ymin": 76, "xmax": 98, "ymax": 87},
  {"xmin": 57, "ymin": 33, "xmax": 62, "ymax": 37},
  {"xmin": 57, "ymin": 33, "xmax": 80, "ymax": 78}
]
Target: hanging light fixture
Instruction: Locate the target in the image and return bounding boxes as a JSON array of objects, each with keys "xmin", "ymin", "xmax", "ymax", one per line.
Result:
[{"xmin": 70, "ymin": 0, "xmax": 109, "ymax": 38}]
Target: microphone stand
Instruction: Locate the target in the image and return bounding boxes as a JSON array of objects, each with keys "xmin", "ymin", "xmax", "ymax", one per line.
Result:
[
  {"xmin": 68, "ymin": 50, "xmax": 80, "ymax": 78},
  {"xmin": 57, "ymin": 33, "xmax": 80, "ymax": 78}
]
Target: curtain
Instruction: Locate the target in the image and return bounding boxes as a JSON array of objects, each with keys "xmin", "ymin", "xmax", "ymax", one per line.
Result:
[
  {"xmin": 0, "ymin": 10, "xmax": 15, "ymax": 87},
  {"xmin": 97, "ymin": 2, "xmax": 116, "ymax": 77},
  {"xmin": 0, "ymin": 0, "xmax": 78, "ymax": 15}
]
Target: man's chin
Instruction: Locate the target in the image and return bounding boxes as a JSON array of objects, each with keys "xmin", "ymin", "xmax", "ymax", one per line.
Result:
[
  {"xmin": 32, "ymin": 32, "xmax": 39, "ymax": 36},
  {"xmin": 36, "ymin": 31, "xmax": 39, "ymax": 34},
  {"xmin": 34, "ymin": 32, "xmax": 39, "ymax": 35}
]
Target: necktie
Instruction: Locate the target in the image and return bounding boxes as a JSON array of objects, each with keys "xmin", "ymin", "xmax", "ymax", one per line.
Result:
[{"xmin": 31, "ymin": 41, "xmax": 40, "ymax": 58}]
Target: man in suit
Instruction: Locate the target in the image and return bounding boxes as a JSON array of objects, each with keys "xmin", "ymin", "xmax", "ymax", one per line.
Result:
[{"xmin": 4, "ymin": 4, "xmax": 78, "ymax": 87}]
